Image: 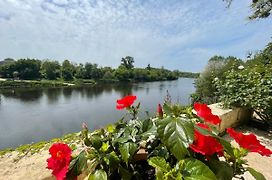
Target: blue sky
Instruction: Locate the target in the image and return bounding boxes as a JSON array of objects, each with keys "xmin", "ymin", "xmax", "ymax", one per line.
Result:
[{"xmin": 0, "ymin": 0, "xmax": 271, "ymax": 72}]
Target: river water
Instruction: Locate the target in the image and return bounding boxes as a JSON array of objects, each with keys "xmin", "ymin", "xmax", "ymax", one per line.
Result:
[{"xmin": 0, "ymin": 78, "xmax": 195, "ymax": 149}]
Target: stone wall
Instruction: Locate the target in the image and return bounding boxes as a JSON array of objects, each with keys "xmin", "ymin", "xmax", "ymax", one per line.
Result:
[{"xmin": 208, "ymin": 103, "xmax": 253, "ymax": 133}]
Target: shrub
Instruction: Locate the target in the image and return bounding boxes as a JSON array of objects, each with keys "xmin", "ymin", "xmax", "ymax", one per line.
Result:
[
  {"xmin": 215, "ymin": 65, "xmax": 272, "ymax": 122},
  {"xmin": 46, "ymin": 96, "xmax": 271, "ymax": 180}
]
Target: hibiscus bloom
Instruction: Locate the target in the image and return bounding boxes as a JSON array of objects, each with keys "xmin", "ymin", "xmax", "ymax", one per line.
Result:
[
  {"xmin": 190, "ymin": 123, "xmax": 223, "ymax": 157},
  {"xmin": 194, "ymin": 103, "xmax": 221, "ymax": 125},
  {"xmin": 227, "ymin": 128, "xmax": 272, "ymax": 156},
  {"xmin": 47, "ymin": 143, "xmax": 72, "ymax": 180},
  {"xmin": 116, "ymin": 95, "xmax": 137, "ymax": 110}
]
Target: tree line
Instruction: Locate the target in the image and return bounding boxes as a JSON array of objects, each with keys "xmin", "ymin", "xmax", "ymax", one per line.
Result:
[{"xmin": 0, "ymin": 56, "xmax": 198, "ymax": 82}]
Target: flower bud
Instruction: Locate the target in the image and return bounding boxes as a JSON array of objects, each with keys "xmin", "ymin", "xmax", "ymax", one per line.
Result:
[{"xmin": 157, "ymin": 104, "xmax": 163, "ymax": 119}]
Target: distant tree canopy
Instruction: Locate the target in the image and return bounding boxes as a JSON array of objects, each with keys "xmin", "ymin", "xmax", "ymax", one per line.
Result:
[{"xmin": 0, "ymin": 56, "xmax": 197, "ymax": 82}]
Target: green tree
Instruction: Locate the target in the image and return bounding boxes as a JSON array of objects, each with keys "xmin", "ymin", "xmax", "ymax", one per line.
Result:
[
  {"xmin": 85, "ymin": 63, "xmax": 103, "ymax": 79},
  {"xmin": 14, "ymin": 59, "xmax": 41, "ymax": 79},
  {"xmin": 75, "ymin": 63, "xmax": 86, "ymax": 79},
  {"xmin": 224, "ymin": 0, "xmax": 272, "ymax": 19},
  {"xmin": 120, "ymin": 56, "xmax": 134, "ymax": 69},
  {"xmin": 41, "ymin": 60, "xmax": 61, "ymax": 80},
  {"xmin": 62, "ymin": 60, "xmax": 74, "ymax": 81}
]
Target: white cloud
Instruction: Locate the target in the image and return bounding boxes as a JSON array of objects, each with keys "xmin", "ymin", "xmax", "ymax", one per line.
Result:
[{"xmin": 0, "ymin": 0, "xmax": 271, "ymax": 71}]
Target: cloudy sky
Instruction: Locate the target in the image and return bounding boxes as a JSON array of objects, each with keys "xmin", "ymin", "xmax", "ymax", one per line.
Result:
[{"xmin": 0, "ymin": 0, "xmax": 271, "ymax": 72}]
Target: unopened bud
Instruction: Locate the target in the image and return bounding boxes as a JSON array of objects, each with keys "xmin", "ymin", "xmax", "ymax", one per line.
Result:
[
  {"xmin": 157, "ymin": 104, "xmax": 163, "ymax": 119},
  {"xmin": 82, "ymin": 122, "xmax": 88, "ymax": 130}
]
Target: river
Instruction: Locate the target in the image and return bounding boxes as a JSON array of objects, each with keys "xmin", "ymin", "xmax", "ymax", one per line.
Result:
[{"xmin": 0, "ymin": 78, "xmax": 195, "ymax": 149}]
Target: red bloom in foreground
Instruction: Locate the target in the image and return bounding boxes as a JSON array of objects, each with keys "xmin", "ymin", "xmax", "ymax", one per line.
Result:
[
  {"xmin": 47, "ymin": 143, "xmax": 72, "ymax": 180},
  {"xmin": 190, "ymin": 123, "xmax": 223, "ymax": 156},
  {"xmin": 157, "ymin": 104, "xmax": 163, "ymax": 118},
  {"xmin": 227, "ymin": 128, "xmax": 272, "ymax": 156},
  {"xmin": 116, "ymin": 95, "xmax": 137, "ymax": 110},
  {"xmin": 194, "ymin": 103, "xmax": 221, "ymax": 125}
]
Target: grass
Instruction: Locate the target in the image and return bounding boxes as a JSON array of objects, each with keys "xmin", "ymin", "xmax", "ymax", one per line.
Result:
[
  {"xmin": 0, "ymin": 132, "xmax": 81, "ymax": 159},
  {"xmin": 0, "ymin": 79, "xmax": 96, "ymax": 89}
]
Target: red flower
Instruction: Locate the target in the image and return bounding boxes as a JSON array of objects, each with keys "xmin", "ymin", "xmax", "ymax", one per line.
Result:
[
  {"xmin": 203, "ymin": 114, "xmax": 221, "ymax": 125},
  {"xmin": 190, "ymin": 123, "xmax": 223, "ymax": 156},
  {"xmin": 227, "ymin": 128, "xmax": 272, "ymax": 156},
  {"xmin": 194, "ymin": 103, "xmax": 221, "ymax": 125},
  {"xmin": 157, "ymin": 104, "xmax": 163, "ymax": 118},
  {"xmin": 47, "ymin": 143, "xmax": 72, "ymax": 180},
  {"xmin": 116, "ymin": 95, "xmax": 137, "ymax": 110}
]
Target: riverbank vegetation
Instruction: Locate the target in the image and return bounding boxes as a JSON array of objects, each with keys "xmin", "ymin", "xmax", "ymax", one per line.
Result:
[
  {"xmin": 0, "ymin": 56, "xmax": 198, "ymax": 88},
  {"xmin": 193, "ymin": 42, "xmax": 272, "ymax": 124}
]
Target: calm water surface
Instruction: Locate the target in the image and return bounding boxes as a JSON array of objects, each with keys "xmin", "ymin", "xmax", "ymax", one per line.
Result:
[{"xmin": 0, "ymin": 78, "xmax": 195, "ymax": 149}]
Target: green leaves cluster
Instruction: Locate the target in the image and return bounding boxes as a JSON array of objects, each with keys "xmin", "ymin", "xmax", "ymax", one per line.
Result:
[
  {"xmin": 67, "ymin": 103, "xmax": 265, "ymax": 180},
  {"xmin": 215, "ymin": 59, "xmax": 272, "ymax": 121}
]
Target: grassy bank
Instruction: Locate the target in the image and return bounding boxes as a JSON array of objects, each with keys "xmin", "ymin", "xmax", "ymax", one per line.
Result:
[
  {"xmin": 0, "ymin": 79, "xmax": 96, "ymax": 89},
  {"xmin": 0, "ymin": 132, "xmax": 80, "ymax": 159}
]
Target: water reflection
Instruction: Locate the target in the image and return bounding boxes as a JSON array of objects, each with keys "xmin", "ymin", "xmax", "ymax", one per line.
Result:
[{"xmin": 0, "ymin": 78, "xmax": 195, "ymax": 149}]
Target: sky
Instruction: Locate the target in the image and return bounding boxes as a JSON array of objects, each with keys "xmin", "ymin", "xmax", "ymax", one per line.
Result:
[{"xmin": 0, "ymin": 0, "xmax": 271, "ymax": 72}]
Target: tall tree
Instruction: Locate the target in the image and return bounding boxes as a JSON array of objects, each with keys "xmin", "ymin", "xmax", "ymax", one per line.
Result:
[
  {"xmin": 121, "ymin": 56, "xmax": 134, "ymax": 69},
  {"xmin": 62, "ymin": 60, "xmax": 74, "ymax": 81},
  {"xmin": 41, "ymin": 60, "xmax": 61, "ymax": 80}
]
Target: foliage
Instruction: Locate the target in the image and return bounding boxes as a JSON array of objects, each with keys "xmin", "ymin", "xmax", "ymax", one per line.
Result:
[
  {"xmin": 214, "ymin": 42, "xmax": 272, "ymax": 121},
  {"xmin": 41, "ymin": 60, "xmax": 61, "ymax": 80},
  {"xmin": 0, "ymin": 56, "xmax": 195, "ymax": 84},
  {"xmin": 120, "ymin": 56, "xmax": 135, "ymax": 70},
  {"xmin": 46, "ymin": 96, "xmax": 271, "ymax": 180},
  {"xmin": 61, "ymin": 60, "xmax": 75, "ymax": 81},
  {"xmin": 224, "ymin": 0, "xmax": 272, "ymax": 19},
  {"xmin": 193, "ymin": 56, "xmax": 243, "ymax": 104},
  {"xmin": 215, "ymin": 66, "xmax": 272, "ymax": 121}
]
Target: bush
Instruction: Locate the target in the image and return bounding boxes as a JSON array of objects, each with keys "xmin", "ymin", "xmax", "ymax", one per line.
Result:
[
  {"xmin": 215, "ymin": 66, "xmax": 272, "ymax": 122},
  {"xmin": 46, "ymin": 96, "xmax": 271, "ymax": 180}
]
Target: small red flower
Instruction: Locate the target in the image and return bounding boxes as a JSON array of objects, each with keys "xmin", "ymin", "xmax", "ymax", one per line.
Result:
[
  {"xmin": 116, "ymin": 95, "xmax": 137, "ymax": 110},
  {"xmin": 157, "ymin": 104, "xmax": 163, "ymax": 118},
  {"xmin": 227, "ymin": 128, "xmax": 272, "ymax": 156},
  {"xmin": 190, "ymin": 123, "xmax": 223, "ymax": 156},
  {"xmin": 47, "ymin": 143, "xmax": 72, "ymax": 180},
  {"xmin": 194, "ymin": 103, "xmax": 221, "ymax": 125}
]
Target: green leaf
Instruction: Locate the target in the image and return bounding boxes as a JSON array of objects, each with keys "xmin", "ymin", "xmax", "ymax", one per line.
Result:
[
  {"xmin": 106, "ymin": 124, "xmax": 116, "ymax": 133},
  {"xmin": 247, "ymin": 167, "xmax": 266, "ymax": 180},
  {"xmin": 119, "ymin": 142, "xmax": 138, "ymax": 163},
  {"xmin": 183, "ymin": 159, "xmax": 217, "ymax": 180},
  {"xmin": 163, "ymin": 103, "xmax": 172, "ymax": 115},
  {"xmin": 100, "ymin": 141, "xmax": 110, "ymax": 152},
  {"xmin": 90, "ymin": 135, "xmax": 102, "ymax": 150},
  {"xmin": 217, "ymin": 137, "xmax": 235, "ymax": 158},
  {"xmin": 207, "ymin": 159, "xmax": 233, "ymax": 180},
  {"xmin": 68, "ymin": 151, "xmax": 88, "ymax": 177},
  {"xmin": 148, "ymin": 156, "xmax": 171, "ymax": 173},
  {"xmin": 119, "ymin": 165, "xmax": 132, "ymax": 180},
  {"xmin": 157, "ymin": 116, "xmax": 194, "ymax": 160},
  {"xmin": 88, "ymin": 169, "xmax": 107, "ymax": 180},
  {"xmin": 107, "ymin": 151, "xmax": 120, "ymax": 171}
]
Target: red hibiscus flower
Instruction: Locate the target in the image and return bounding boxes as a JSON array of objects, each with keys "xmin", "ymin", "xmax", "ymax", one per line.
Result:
[
  {"xmin": 227, "ymin": 128, "xmax": 272, "ymax": 156},
  {"xmin": 157, "ymin": 104, "xmax": 163, "ymax": 118},
  {"xmin": 190, "ymin": 123, "xmax": 223, "ymax": 156},
  {"xmin": 194, "ymin": 103, "xmax": 221, "ymax": 125},
  {"xmin": 116, "ymin": 95, "xmax": 137, "ymax": 110},
  {"xmin": 47, "ymin": 143, "xmax": 72, "ymax": 180}
]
